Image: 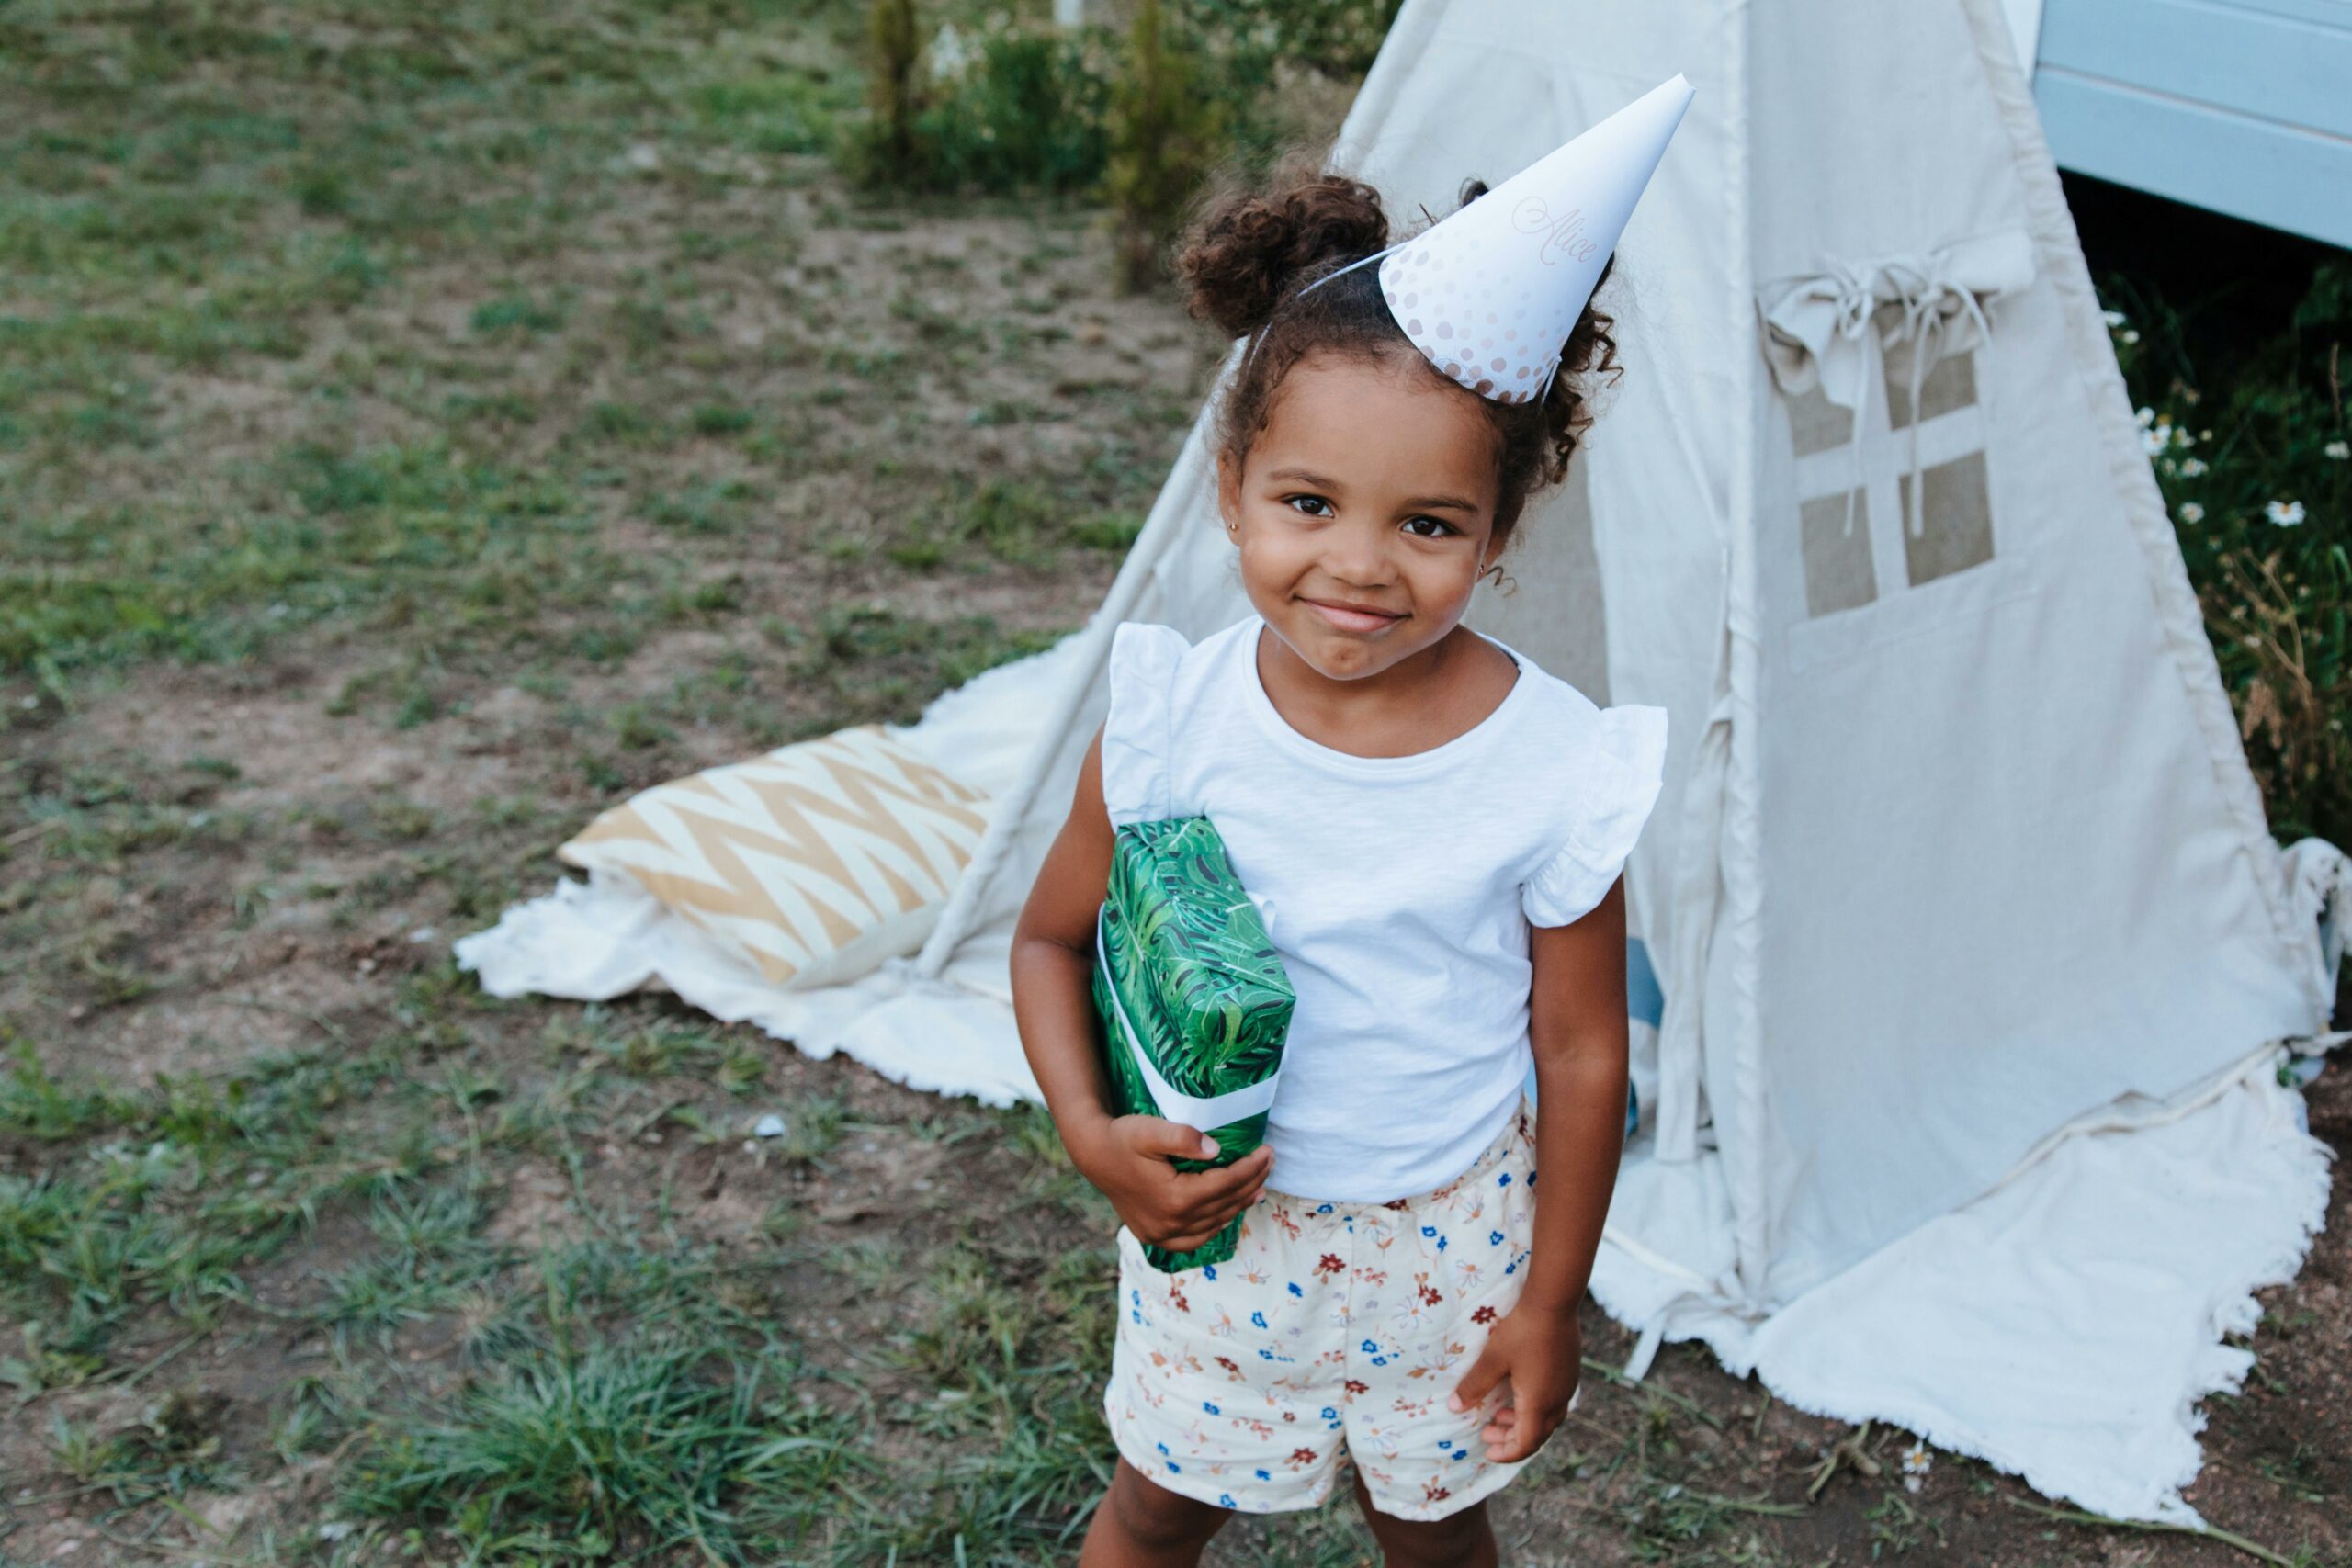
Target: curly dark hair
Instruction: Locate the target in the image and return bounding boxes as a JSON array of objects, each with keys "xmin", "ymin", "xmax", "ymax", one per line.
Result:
[{"xmin": 1173, "ymin": 153, "xmax": 1621, "ymax": 556}]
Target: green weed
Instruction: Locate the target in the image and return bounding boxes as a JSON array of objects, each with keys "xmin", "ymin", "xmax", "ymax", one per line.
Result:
[
  {"xmin": 0, "ymin": 1037, "xmax": 137, "ymax": 1138},
  {"xmin": 313, "ymin": 1185, "xmax": 506, "ymax": 1347},
  {"xmin": 2107, "ymin": 258, "xmax": 2350, "ymax": 845},
  {"xmin": 469, "ymin": 292, "xmax": 567, "ymax": 336},
  {"xmin": 341, "ymin": 1326, "xmax": 853, "ymax": 1561}
]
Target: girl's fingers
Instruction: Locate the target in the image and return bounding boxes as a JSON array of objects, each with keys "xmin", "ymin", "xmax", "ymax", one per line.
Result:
[
  {"xmin": 1130, "ymin": 1118, "xmax": 1221, "ymax": 1162},
  {"xmin": 1485, "ymin": 1414, "xmax": 1557, "ymax": 1464},
  {"xmin": 1448, "ymin": 1345, "xmax": 1507, "ymax": 1413},
  {"xmin": 1196, "ymin": 1181, "xmax": 1270, "ymax": 1223},
  {"xmin": 1213, "ymin": 1184, "xmax": 1270, "ymax": 1232},
  {"xmin": 1154, "ymin": 1150, "xmax": 1276, "ymax": 1241},
  {"xmin": 1185, "ymin": 1194, "xmax": 1261, "ymax": 1232},
  {"xmin": 1178, "ymin": 1155, "xmax": 1272, "ymax": 1210}
]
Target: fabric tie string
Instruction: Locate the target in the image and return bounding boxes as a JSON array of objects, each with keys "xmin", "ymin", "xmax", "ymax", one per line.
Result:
[{"xmin": 1758, "ymin": 230, "xmax": 2035, "ymax": 539}]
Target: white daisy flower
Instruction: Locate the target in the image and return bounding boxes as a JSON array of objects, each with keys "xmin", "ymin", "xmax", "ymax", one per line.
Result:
[
  {"xmin": 2120, "ymin": 330, "xmax": 2140, "ymax": 344},
  {"xmin": 2179, "ymin": 457, "xmax": 2208, "ymax": 477},
  {"xmin": 2136, "ymin": 407, "xmax": 2155, "ymax": 428},
  {"xmin": 2101, "ymin": 310, "xmax": 2126, "ymax": 329},
  {"xmin": 2265, "ymin": 500, "xmax": 2306, "ymax": 526},
  {"xmin": 1901, "ymin": 1441, "xmax": 1933, "ymax": 1494},
  {"xmin": 2178, "ymin": 502, "xmax": 2205, "ymax": 524},
  {"xmin": 2326, "ymin": 440, "xmax": 2350, "ymax": 460}
]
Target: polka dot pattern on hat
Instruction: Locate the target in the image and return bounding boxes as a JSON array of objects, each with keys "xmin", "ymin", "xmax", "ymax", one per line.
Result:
[{"xmin": 1368, "ymin": 74, "xmax": 1694, "ymax": 405}]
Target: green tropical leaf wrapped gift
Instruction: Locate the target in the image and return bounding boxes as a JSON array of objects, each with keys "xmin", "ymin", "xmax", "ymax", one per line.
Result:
[{"xmin": 1091, "ymin": 816, "xmax": 1295, "ymax": 1273}]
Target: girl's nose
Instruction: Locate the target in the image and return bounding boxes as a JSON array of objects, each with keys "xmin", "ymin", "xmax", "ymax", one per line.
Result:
[{"xmin": 1323, "ymin": 523, "xmax": 1397, "ymax": 589}]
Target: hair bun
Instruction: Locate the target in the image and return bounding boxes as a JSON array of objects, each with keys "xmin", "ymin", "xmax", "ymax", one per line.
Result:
[{"xmin": 1175, "ymin": 169, "xmax": 1392, "ymax": 339}]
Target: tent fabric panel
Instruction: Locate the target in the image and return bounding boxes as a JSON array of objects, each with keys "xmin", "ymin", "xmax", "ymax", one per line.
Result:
[
  {"xmin": 1734, "ymin": 0, "xmax": 2324, "ymax": 1304},
  {"xmin": 1980, "ymin": 0, "xmax": 2310, "ymax": 979},
  {"xmin": 1747, "ymin": 0, "xmax": 2033, "ymax": 287}
]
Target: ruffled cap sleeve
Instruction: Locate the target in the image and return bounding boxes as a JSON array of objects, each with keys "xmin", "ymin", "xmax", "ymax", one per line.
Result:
[
  {"xmin": 1522, "ymin": 703, "xmax": 1669, "ymax": 928},
  {"xmin": 1101, "ymin": 621, "xmax": 1190, "ymax": 827}
]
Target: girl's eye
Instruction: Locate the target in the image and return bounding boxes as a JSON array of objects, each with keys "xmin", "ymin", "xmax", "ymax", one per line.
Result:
[
  {"xmin": 1402, "ymin": 516, "xmax": 1458, "ymax": 539},
  {"xmin": 1283, "ymin": 495, "xmax": 1333, "ymax": 519}
]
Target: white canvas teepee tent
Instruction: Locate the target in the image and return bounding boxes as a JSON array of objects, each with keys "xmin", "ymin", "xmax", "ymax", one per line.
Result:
[
  {"xmin": 458, "ymin": 0, "xmax": 2350, "ymax": 1525},
  {"xmin": 905, "ymin": 0, "xmax": 2348, "ymax": 1519}
]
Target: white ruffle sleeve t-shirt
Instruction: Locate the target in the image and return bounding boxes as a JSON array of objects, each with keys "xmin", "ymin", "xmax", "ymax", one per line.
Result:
[{"xmin": 1100, "ymin": 614, "xmax": 1668, "ymax": 1204}]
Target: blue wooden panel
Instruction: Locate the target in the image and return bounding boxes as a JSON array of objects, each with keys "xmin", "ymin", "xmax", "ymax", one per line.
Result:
[
  {"xmin": 2150, "ymin": 0, "xmax": 2352, "ymax": 29},
  {"xmin": 2039, "ymin": 0, "xmax": 2352, "ymax": 140},
  {"xmin": 2035, "ymin": 67, "xmax": 2352, "ymax": 249}
]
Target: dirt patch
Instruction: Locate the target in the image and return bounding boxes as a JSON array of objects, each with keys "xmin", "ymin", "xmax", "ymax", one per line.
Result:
[{"xmin": 486, "ymin": 1161, "xmax": 592, "ymax": 1250}]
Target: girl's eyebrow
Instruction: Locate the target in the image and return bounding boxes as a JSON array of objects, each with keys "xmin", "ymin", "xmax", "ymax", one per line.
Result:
[
  {"xmin": 1263, "ymin": 467, "xmax": 1482, "ymax": 514},
  {"xmin": 1265, "ymin": 466, "xmax": 1344, "ymax": 491}
]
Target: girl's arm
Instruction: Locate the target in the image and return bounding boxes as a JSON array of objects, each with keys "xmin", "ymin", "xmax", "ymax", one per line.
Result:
[
  {"xmin": 1448, "ymin": 874, "xmax": 1631, "ymax": 1461},
  {"xmin": 1010, "ymin": 728, "xmax": 1275, "ymax": 1252}
]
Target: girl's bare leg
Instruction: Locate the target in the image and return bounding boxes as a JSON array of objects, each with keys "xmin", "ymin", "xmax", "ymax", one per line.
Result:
[
  {"xmin": 1078, "ymin": 1458, "xmax": 1234, "ymax": 1568},
  {"xmin": 1349, "ymin": 1465, "xmax": 1498, "ymax": 1568}
]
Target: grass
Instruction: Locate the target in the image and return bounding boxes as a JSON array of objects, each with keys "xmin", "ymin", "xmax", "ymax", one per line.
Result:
[
  {"xmin": 339, "ymin": 1326, "xmax": 854, "ymax": 1562},
  {"xmin": 0, "ymin": 0, "xmax": 1181, "ymax": 716}
]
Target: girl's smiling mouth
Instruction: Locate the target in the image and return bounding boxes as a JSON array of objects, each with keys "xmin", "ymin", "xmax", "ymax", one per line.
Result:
[{"xmin": 1300, "ymin": 597, "xmax": 1408, "ymax": 634}]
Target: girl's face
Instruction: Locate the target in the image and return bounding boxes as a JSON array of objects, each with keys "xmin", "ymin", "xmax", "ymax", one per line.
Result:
[{"xmin": 1216, "ymin": 351, "xmax": 1503, "ymax": 683}]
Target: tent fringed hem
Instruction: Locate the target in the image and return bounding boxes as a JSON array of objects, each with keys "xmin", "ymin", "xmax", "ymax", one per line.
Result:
[{"xmin": 1590, "ymin": 1052, "xmax": 2337, "ymax": 1526}]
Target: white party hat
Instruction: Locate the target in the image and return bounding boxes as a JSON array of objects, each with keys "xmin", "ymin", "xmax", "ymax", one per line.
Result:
[{"xmin": 1310, "ymin": 75, "xmax": 1694, "ymax": 405}]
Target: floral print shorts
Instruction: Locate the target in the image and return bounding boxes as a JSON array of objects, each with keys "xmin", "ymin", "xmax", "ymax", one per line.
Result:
[{"xmin": 1103, "ymin": 1101, "xmax": 1541, "ymax": 1522}]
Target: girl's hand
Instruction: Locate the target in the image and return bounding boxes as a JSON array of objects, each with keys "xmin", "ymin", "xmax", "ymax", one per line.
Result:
[
  {"xmin": 1070, "ymin": 1115, "xmax": 1274, "ymax": 1253},
  {"xmin": 1447, "ymin": 1297, "xmax": 1582, "ymax": 1463}
]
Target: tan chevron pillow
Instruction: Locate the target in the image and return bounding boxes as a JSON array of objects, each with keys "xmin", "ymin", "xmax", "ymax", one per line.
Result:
[{"xmin": 558, "ymin": 725, "xmax": 989, "ymax": 989}]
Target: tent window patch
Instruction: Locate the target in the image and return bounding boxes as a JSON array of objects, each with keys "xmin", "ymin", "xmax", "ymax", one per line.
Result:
[
  {"xmin": 1899, "ymin": 451, "xmax": 1995, "ymax": 586},
  {"xmin": 1801, "ymin": 487, "xmax": 1879, "ymax": 615},
  {"xmin": 1784, "ymin": 328, "xmax": 1996, "ymax": 617},
  {"xmin": 1788, "ymin": 378, "xmax": 1856, "ymax": 458},
  {"xmin": 1886, "ymin": 342, "xmax": 1976, "ymax": 428}
]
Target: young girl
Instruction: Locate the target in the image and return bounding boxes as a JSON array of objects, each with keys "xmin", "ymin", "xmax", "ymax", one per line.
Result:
[{"xmin": 1011, "ymin": 149, "xmax": 1669, "ymax": 1567}]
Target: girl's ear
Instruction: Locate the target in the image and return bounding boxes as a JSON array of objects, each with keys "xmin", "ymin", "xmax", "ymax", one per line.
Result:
[
  {"xmin": 1477, "ymin": 524, "xmax": 1510, "ymax": 583},
  {"xmin": 1215, "ymin": 451, "xmax": 1242, "ymax": 536}
]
